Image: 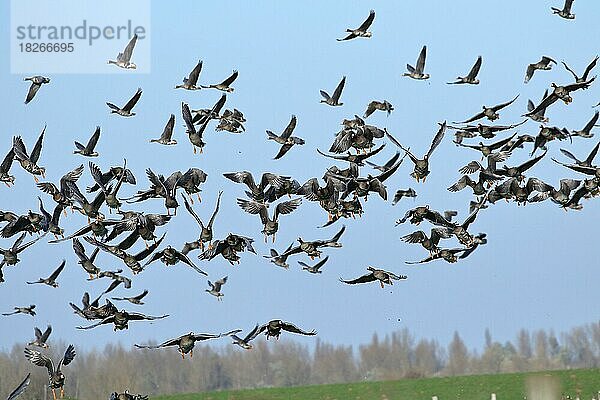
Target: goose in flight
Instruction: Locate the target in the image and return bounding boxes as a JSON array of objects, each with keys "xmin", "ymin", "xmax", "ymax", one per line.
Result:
[
  {"xmin": 364, "ymin": 100, "xmax": 394, "ymax": 118},
  {"xmin": 386, "ymin": 122, "xmax": 446, "ymax": 182},
  {"xmin": 135, "ymin": 331, "xmax": 226, "ymax": 358},
  {"xmin": 562, "ymin": 56, "xmax": 598, "ymax": 84},
  {"xmin": 73, "ymin": 126, "xmax": 101, "ymax": 157},
  {"xmin": 150, "ymin": 114, "xmax": 177, "ymax": 145},
  {"xmin": 551, "ymin": 0, "xmax": 575, "ymax": 19},
  {"xmin": 237, "ymin": 198, "xmax": 302, "ymax": 242},
  {"xmin": 13, "ymin": 128, "xmax": 46, "ymax": 182},
  {"xmin": 111, "ymin": 290, "xmax": 149, "ymax": 305},
  {"xmin": 337, "ymin": 10, "xmax": 375, "ymax": 41},
  {"xmin": 524, "ymin": 78, "xmax": 595, "ymax": 117},
  {"xmin": 526, "ymin": 90, "xmax": 550, "ymax": 123},
  {"xmin": 340, "ymin": 266, "xmax": 407, "ymax": 288},
  {"xmin": 175, "ymin": 60, "xmax": 203, "ymax": 90},
  {"xmin": 76, "ymin": 309, "xmax": 168, "ymax": 331},
  {"xmin": 28, "ymin": 325, "xmax": 52, "ymax": 348},
  {"xmin": 27, "ymin": 259, "xmax": 66, "ymax": 288},
  {"xmin": 448, "ymin": 56, "xmax": 482, "ymax": 85},
  {"xmin": 403, "ymin": 45, "xmax": 429, "ymax": 80},
  {"xmin": 256, "ymin": 319, "xmax": 317, "ymax": 340},
  {"xmin": 24, "ymin": 344, "xmax": 75, "ymax": 400},
  {"xmin": 455, "ymin": 95, "xmax": 519, "ymax": 124},
  {"xmin": 298, "ymin": 256, "xmax": 329, "ymax": 274},
  {"xmin": 2, "ymin": 304, "xmax": 36, "ymax": 316},
  {"xmin": 571, "ymin": 111, "xmax": 598, "ymax": 138},
  {"xmin": 23, "ymin": 76, "xmax": 50, "ymax": 104},
  {"xmin": 0, "ymin": 148, "xmax": 16, "ymax": 186},
  {"xmin": 320, "ymin": 76, "xmax": 346, "ymax": 106},
  {"xmin": 524, "ymin": 56, "xmax": 556, "ymax": 83},
  {"xmin": 202, "ymin": 70, "xmax": 238, "ymax": 92},
  {"xmin": 229, "ymin": 324, "xmax": 261, "ymax": 349},
  {"xmin": 107, "ymin": 88, "xmax": 142, "ymax": 117},
  {"xmin": 108, "ymin": 34, "xmax": 138, "ymax": 69},
  {"xmin": 206, "ymin": 276, "xmax": 227, "ymax": 300},
  {"xmin": 266, "ymin": 115, "xmax": 305, "ymax": 159}
]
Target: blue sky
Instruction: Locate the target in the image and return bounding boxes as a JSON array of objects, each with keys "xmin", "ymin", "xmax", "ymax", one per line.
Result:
[{"xmin": 1, "ymin": 0, "xmax": 599, "ymax": 353}]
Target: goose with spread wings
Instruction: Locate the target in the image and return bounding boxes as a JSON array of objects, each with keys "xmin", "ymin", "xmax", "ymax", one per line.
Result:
[
  {"xmin": 1, "ymin": 232, "xmax": 43, "ymax": 270},
  {"xmin": 256, "ymin": 319, "xmax": 317, "ymax": 340},
  {"xmin": 26, "ymin": 259, "xmax": 66, "ymax": 288},
  {"xmin": 199, "ymin": 233, "xmax": 256, "ymax": 265},
  {"xmin": 552, "ymin": 142, "xmax": 600, "ymax": 178},
  {"xmin": 73, "ymin": 126, "xmax": 101, "ymax": 157},
  {"xmin": 571, "ymin": 111, "xmax": 598, "ymax": 138},
  {"xmin": 107, "ymin": 88, "xmax": 142, "ymax": 117},
  {"xmin": 385, "ymin": 122, "xmax": 446, "ymax": 182},
  {"xmin": 0, "ymin": 147, "xmax": 16, "ymax": 186},
  {"xmin": 13, "ymin": 129, "xmax": 46, "ymax": 182},
  {"xmin": 2, "ymin": 305, "xmax": 36, "ymax": 316},
  {"xmin": 84, "ymin": 232, "xmax": 164, "ymax": 274},
  {"xmin": 562, "ymin": 56, "xmax": 598, "ymax": 84},
  {"xmin": 143, "ymin": 245, "xmax": 208, "ymax": 276},
  {"xmin": 23, "ymin": 76, "xmax": 50, "ymax": 104},
  {"xmin": 280, "ymin": 225, "xmax": 345, "ymax": 260},
  {"xmin": 108, "ymin": 34, "xmax": 138, "ymax": 69},
  {"xmin": 526, "ymin": 89, "xmax": 550, "ymax": 123},
  {"xmin": 403, "ymin": 45, "xmax": 429, "ymax": 80},
  {"xmin": 401, "ymin": 228, "xmax": 452, "ymax": 256},
  {"xmin": 237, "ymin": 198, "xmax": 302, "ymax": 242},
  {"xmin": 455, "ymin": 95, "xmax": 519, "ymax": 124},
  {"xmin": 175, "ymin": 60, "xmax": 203, "ymax": 90},
  {"xmin": 135, "ymin": 331, "xmax": 227, "ymax": 358},
  {"xmin": 202, "ymin": 70, "xmax": 238, "ymax": 92},
  {"xmin": 448, "ymin": 56, "xmax": 482, "ymax": 85},
  {"xmin": 150, "ymin": 114, "xmax": 177, "ymax": 145},
  {"xmin": 341, "ymin": 266, "xmax": 407, "ymax": 288},
  {"xmin": 230, "ymin": 324, "xmax": 262, "ymax": 349},
  {"xmin": 77, "ymin": 309, "xmax": 168, "ymax": 331},
  {"xmin": 320, "ymin": 76, "xmax": 346, "ymax": 106},
  {"xmin": 267, "ymin": 115, "xmax": 305, "ymax": 159},
  {"xmin": 206, "ymin": 276, "xmax": 227, "ymax": 300},
  {"xmin": 24, "ymin": 344, "xmax": 75, "ymax": 400},
  {"xmin": 524, "ymin": 56, "xmax": 556, "ymax": 83},
  {"xmin": 337, "ymin": 9, "xmax": 375, "ymax": 41},
  {"xmin": 28, "ymin": 325, "xmax": 52, "ymax": 348},
  {"xmin": 182, "ymin": 191, "xmax": 222, "ymax": 253},
  {"xmin": 551, "ymin": 0, "xmax": 575, "ymax": 19},
  {"xmin": 299, "ymin": 255, "xmax": 329, "ymax": 274},
  {"xmin": 112, "ymin": 290, "xmax": 149, "ymax": 305},
  {"xmin": 525, "ymin": 78, "xmax": 596, "ymax": 117},
  {"xmin": 223, "ymin": 171, "xmax": 289, "ymax": 202}
]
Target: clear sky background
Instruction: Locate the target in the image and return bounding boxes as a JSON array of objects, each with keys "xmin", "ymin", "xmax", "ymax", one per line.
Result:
[{"xmin": 1, "ymin": 0, "xmax": 599, "ymax": 354}]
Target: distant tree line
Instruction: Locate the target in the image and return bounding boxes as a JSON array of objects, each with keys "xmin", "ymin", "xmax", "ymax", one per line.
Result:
[{"xmin": 2, "ymin": 321, "xmax": 600, "ymax": 400}]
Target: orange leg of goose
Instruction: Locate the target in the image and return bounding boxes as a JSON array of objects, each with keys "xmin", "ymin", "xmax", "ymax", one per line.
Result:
[
  {"xmin": 193, "ymin": 146, "xmax": 197, "ymax": 154},
  {"xmin": 197, "ymin": 194, "xmax": 201, "ymax": 203},
  {"xmin": 380, "ymin": 281, "xmax": 384, "ymax": 289},
  {"xmin": 60, "ymin": 388, "xmax": 64, "ymax": 398},
  {"xmin": 52, "ymin": 389, "xmax": 57, "ymax": 400},
  {"xmin": 181, "ymin": 351, "xmax": 185, "ymax": 360},
  {"xmin": 190, "ymin": 349, "xmax": 193, "ymax": 358}
]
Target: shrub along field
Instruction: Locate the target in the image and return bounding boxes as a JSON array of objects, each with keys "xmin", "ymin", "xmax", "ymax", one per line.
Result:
[{"xmin": 156, "ymin": 368, "xmax": 600, "ymax": 400}]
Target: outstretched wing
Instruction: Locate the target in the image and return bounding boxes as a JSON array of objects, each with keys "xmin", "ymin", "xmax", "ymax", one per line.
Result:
[
  {"xmin": 48, "ymin": 260, "xmax": 66, "ymax": 281},
  {"xmin": 30, "ymin": 126, "xmax": 46, "ymax": 164},
  {"xmin": 220, "ymin": 70, "xmax": 238, "ymax": 87},
  {"xmin": 582, "ymin": 55, "xmax": 599, "ymax": 81},
  {"xmin": 332, "ymin": 76, "xmax": 346, "ymax": 102},
  {"xmin": 281, "ymin": 115, "xmax": 297, "ymax": 140},
  {"xmin": 24, "ymin": 348, "xmax": 54, "ymax": 375},
  {"xmin": 426, "ymin": 121, "xmax": 447, "ymax": 158},
  {"xmin": 121, "ymin": 34, "xmax": 138, "ymax": 62},
  {"xmin": 58, "ymin": 344, "xmax": 76, "ymax": 369},
  {"xmin": 357, "ymin": 9, "xmax": 375, "ymax": 31},
  {"xmin": 274, "ymin": 198, "xmax": 302, "ymax": 220},
  {"xmin": 123, "ymin": 88, "xmax": 142, "ymax": 112},
  {"xmin": 340, "ymin": 273, "xmax": 377, "ymax": 285},
  {"xmin": 160, "ymin": 114, "xmax": 175, "ymax": 140},
  {"xmin": 416, "ymin": 45, "xmax": 427, "ymax": 73},
  {"xmin": 127, "ymin": 312, "xmax": 169, "ymax": 322},
  {"xmin": 85, "ymin": 126, "xmax": 101, "ymax": 152},
  {"xmin": 182, "ymin": 102, "xmax": 196, "ymax": 135},
  {"xmin": 6, "ymin": 373, "xmax": 31, "ymax": 400},
  {"xmin": 280, "ymin": 321, "xmax": 317, "ymax": 336},
  {"xmin": 491, "ymin": 95, "xmax": 519, "ymax": 112},
  {"xmin": 25, "ymin": 83, "xmax": 42, "ymax": 104},
  {"xmin": 467, "ymin": 56, "xmax": 482, "ymax": 80},
  {"xmin": 187, "ymin": 60, "xmax": 203, "ymax": 85}
]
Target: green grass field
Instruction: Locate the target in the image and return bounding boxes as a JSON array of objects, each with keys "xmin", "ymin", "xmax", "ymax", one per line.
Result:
[{"xmin": 156, "ymin": 368, "xmax": 600, "ymax": 400}]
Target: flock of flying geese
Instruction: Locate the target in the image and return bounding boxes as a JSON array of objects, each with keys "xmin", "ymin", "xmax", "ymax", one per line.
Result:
[{"xmin": 2, "ymin": 1, "xmax": 599, "ymax": 399}]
